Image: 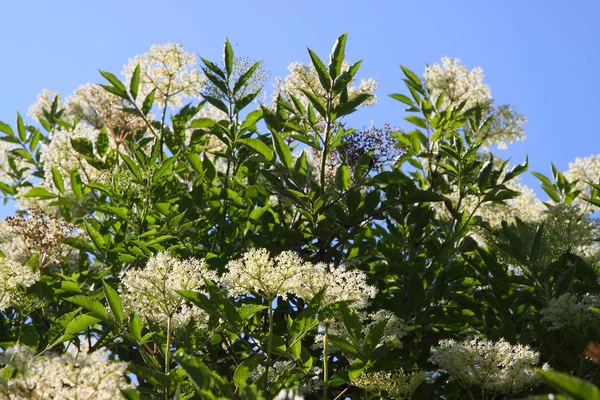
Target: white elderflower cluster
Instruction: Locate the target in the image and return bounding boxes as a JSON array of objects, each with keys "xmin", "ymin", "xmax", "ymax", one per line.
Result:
[
  {"xmin": 0, "ymin": 220, "xmax": 29, "ymax": 263},
  {"xmin": 540, "ymin": 293, "xmax": 600, "ymax": 331},
  {"xmin": 66, "ymin": 83, "xmax": 151, "ymax": 135},
  {"xmin": 294, "ymin": 261, "xmax": 376, "ymax": 310},
  {"xmin": 0, "ymin": 141, "xmax": 34, "ymax": 186},
  {"xmin": 221, "ymin": 249, "xmax": 376, "ymax": 310},
  {"xmin": 480, "ymin": 104, "xmax": 528, "ymax": 150},
  {"xmin": 365, "ymin": 309, "xmax": 407, "ymax": 349},
  {"xmin": 221, "ymin": 248, "xmax": 306, "ymax": 300},
  {"xmin": 120, "ymin": 252, "xmax": 217, "ymax": 329},
  {"xmin": 429, "ymin": 338, "xmax": 548, "ymax": 395},
  {"xmin": 352, "ymin": 369, "xmax": 425, "ymax": 399},
  {"xmin": 0, "ymin": 345, "xmax": 131, "ymax": 399},
  {"xmin": 564, "ymin": 154, "xmax": 600, "ymax": 211},
  {"xmin": 122, "ymin": 43, "xmax": 204, "ymax": 109},
  {"xmin": 424, "ymin": 57, "xmax": 491, "ymax": 111},
  {"xmin": 40, "ymin": 124, "xmax": 107, "ymax": 191},
  {"xmin": 0, "ymin": 257, "xmax": 39, "ymax": 310},
  {"xmin": 27, "ymin": 89, "xmax": 64, "ymax": 122},
  {"xmin": 273, "ymin": 61, "xmax": 378, "ymax": 111}
]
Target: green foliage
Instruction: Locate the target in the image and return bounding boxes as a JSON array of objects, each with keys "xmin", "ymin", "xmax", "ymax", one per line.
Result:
[{"xmin": 0, "ymin": 33, "xmax": 599, "ymax": 400}]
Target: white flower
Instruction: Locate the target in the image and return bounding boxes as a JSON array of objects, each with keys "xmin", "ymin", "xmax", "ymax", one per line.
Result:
[
  {"xmin": 424, "ymin": 57, "xmax": 491, "ymax": 111},
  {"xmin": 273, "ymin": 60, "xmax": 378, "ymax": 115},
  {"xmin": 0, "ymin": 257, "xmax": 39, "ymax": 310},
  {"xmin": 353, "ymin": 369, "xmax": 425, "ymax": 399},
  {"xmin": 40, "ymin": 124, "xmax": 107, "ymax": 191},
  {"xmin": 0, "ymin": 345, "xmax": 131, "ymax": 399},
  {"xmin": 294, "ymin": 261, "xmax": 376, "ymax": 310},
  {"xmin": 540, "ymin": 293, "xmax": 600, "ymax": 331},
  {"xmin": 120, "ymin": 252, "xmax": 217, "ymax": 329},
  {"xmin": 221, "ymin": 248, "xmax": 306, "ymax": 300},
  {"xmin": 122, "ymin": 43, "xmax": 205, "ymax": 108},
  {"xmin": 429, "ymin": 337, "xmax": 547, "ymax": 395}
]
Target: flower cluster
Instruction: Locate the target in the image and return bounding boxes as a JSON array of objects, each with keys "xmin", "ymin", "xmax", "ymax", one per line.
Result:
[
  {"xmin": 0, "ymin": 345, "xmax": 131, "ymax": 399},
  {"xmin": 120, "ymin": 252, "xmax": 217, "ymax": 329},
  {"xmin": 222, "ymin": 248, "xmax": 377, "ymax": 311},
  {"xmin": 273, "ymin": 61, "xmax": 378, "ymax": 111},
  {"xmin": 540, "ymin": 293, "xmax": 600, "ymax": 331},
  {"xmin": 5, "ymin": 209, "xmax": 78, "ymax": 268},
  {"xmin": 0, "ymin": 220, "xmax": 28, "ymax": 263},
  {"xmin": 295, "ymin": 261, "xmax": 377, "ymax": 310},
  {"xmin": 221, "ymin": 248, "xmax": 306, "ymax": 300},
  {"xmin": 352, "ymin": 369, "xmax": 425, "ymax": 399},
  {"xmin": 564, "ymin": 153, "xmax": 600, "ymax": 210},
  {"xmin": 0, "ymin": 141, "xmax": 33, "ymax": 186},
  {"xmin": 424, "ymin": 57, "xmax": 491, "ymax": 111},
  {"xmin": 40, "ymin": 124, "xmax": 107, "ymax": 191},
  {"xmin": 0, "ymin": 257, "xmax": 39, "ymax": 311},
  {"xmin": 66, "ymin": 83, "xmax": 150, "ymax": 137},
  {"xmin": 429, "ymin": 338, "xmax": 548, "ymax": 395},
  {"xmin": 122, "ymin": 43, "xmax": 204, "ymax": 108},
  {"xmin": 26, "ymin": 89, "xmax": 63, "ymax": 122}
]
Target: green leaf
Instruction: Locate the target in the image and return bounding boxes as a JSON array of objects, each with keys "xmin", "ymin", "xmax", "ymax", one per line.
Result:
[
  {"xmin": 233, "ymin": 61, "xmax": 261, "ymax": 94},
  {"xmin": 233, "ymin": 357, "xmax": 262, "ymax": 388},
  {"xmin": 389, "ymin": 93, "xmax": 414, "ymax": 106},
  {"xmin": 96, "ymin": 127, "xmax": 109, "ymax": 157},
  {"xmin": 340, "ymin": 304, "xmax": 362, "ymax": 344},
  {"xmin": 234, "ymin": 89, "xmax": 260, "ymax": 113},
  {"xmin": 23, "ymin": 187, "xmax": 57, "ymax": 199},
  {"xmin": 503, "ymin": 155, "xmax": 528, "ymax": 183},
  {"xmin": 129, "ymin": 313, "xmax": 143, "ymax": 342},
  {"xmin": 537, "ymin": 369, "xmax": 600, "ymax": 400},
  {"xmin": 100, "ymin": 70, "xmax": 128, "ymax": 93},
  {"xmin": 142, "ymin": 88, "xmax": 156, "ymax": 115},
  {"xmin": 203, "ymin": 156, "xmax": 217, "ymax": 184},
  {"xmin": 174, "ymin": 354, "xmax": 211, "ymax": 392},
  {"xmin": 66, "ymin": 295, "xmax": 108, "ymax": 321},
  {"xmin": 238, "ymin": 138, "xmax": 274, "ymax": 162},
  {"xmin": 102, "ymin": 281, "xmax": 124, "ymax": 324},
  {"xmin": 203, "ymin": 94, "xmax": 229, "ymax": 115},
  {"xmin": 130, "ymin": 63, "xmax": 141, "ymax": 101},
  {"xmin": 16, "ymin": 112, "xmax": 26, "ymax": 142},
  {"xmin": 84, "ymin": 220, "xmax": 105, "ymax": 250},
  {"xmin": 333, "ymin": 60, "xmax": 362, "ymax": 94},
  {"xmin": 70, "ymin": 137, "xmax": 94, "ymax": 157},
  {"xmin": 300, "ymin": 89, "xmax": 327, "ymax": 118},
  {"xmin": 404, "ymin": 115, "xmax": 428, "ymax": 129},
  {"xmin": 223, "ymin": 38, "xmax": 234, "ymax": 77},
  {"xmin": 271, "ymin": 131, "xmax": 293, "ymax": 169},
  {"xmin": 119, "ymin": 152, "xmax": 143, "ymax": 183},
  {"xmin": 71, "ymin": 170, "xmax": 83, "ymax": 201},
  {"xmin": 185, "ymin": 153, "xmax": 203, "ymax": 174},
  {"xmin": 308, "ymin": 48, "xmax": 331, "ymax": 91},
  {"xmin": 51, "ymin": 167, "xmax": 65, "ymax": 194},
  {"xmin": 64, "ymin": 314, "xmax": 101, "ymax": 337},
  {"xmin": 328, "ymin": 32, "xmax": 347, "ymax": 80},
  {"xmin": 400, "ymin": 65, "xmax": 422, "ymax": 86}
]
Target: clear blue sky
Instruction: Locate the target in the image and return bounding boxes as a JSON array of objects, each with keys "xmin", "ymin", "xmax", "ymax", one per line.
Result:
[{"xmin": 1, "ymin": 1, "xmax": 599, "ymax": 216}]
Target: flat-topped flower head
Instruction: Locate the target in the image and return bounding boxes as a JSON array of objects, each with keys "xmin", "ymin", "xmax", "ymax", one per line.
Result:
[
  {"xmin": 429, "ymin": 337, "xmax": 548, "ymax": 395},
  {"xmin": 122, "ymin": 43, "xmax": 205, "ymax": 108},
  {"xmin": 0, "ymin": 257, "xmax": 39, "ymax": 311},
  {"xmin": 295, "ymin": 262, "xmax": 376, "ymax": 310},
  {"xmin": 0, "ymin": 345, "xmax": 132, "ymax": 399},
  {"xmin": 221, "ymin": 248, "xmax": 305, "ymax": 300},
  {"xmin": 120, "ymin": 252, "xmax": 217, "ymax": 329},
  {"xmin": 353, "ymin": 369, "xmax": 425, "ymax": 399}
]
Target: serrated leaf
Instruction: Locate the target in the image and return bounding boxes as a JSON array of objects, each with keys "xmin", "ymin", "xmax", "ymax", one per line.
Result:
[
  {"xmin": 142, "ymin": 88, "xmax": 155, "ymax": 115},
  {"xmin": 66, "ymin": 295, "xmax": 108, "ymax": 320},
  {"xmin": 16, "ymin": 112, "xmax": 26, "ymax": 142},
  {"xmin": 223, "ymin": 38, "xmax": 233, "ymax": 76},
  {"xmin": 328, "ymin": 32, "xmax": 347, "ymax": 80},
  {"xmin": 308, "ymin": 48, "xmax": 331, "ymax": 91},
  {"xmin": 238, "ymin": 138, "xmax": 273, "ymax": 162},
  {"xmin": 96, "ymin": 127, "xmax": 109, "ymax": 157},
  {"xmin": 129, "ymin": 63, "xmax": 140, "ymax": 100},
  {"xmin": 23, "ymin": 187, "xmax": 57, "ymax": 199},
  {"xmin": 51, "ymin": 167, "xmax": 64, "ymax": 194},
  {"xmin": 64, "ymin": 314, "xmax": 100, "ymax": 337},
  {"xmin": 271, "ymin": 131, "xmax": 293, "ymax": 169},
  {"xmin": 103, "ymin": 281, "xmax": 124, "ymax": 324},
  {"xmin": 129, "ymin": 313, "xmax": 142, "ymax": 341},
  {"xmin": 71, "ymin": 170, "xmax": 83, "ymax": 201}
]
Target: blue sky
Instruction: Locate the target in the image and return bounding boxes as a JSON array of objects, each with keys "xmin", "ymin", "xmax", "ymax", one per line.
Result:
[{"xmin": 1, "ymin": 1, "xmax": 599, "ymax": 216}]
